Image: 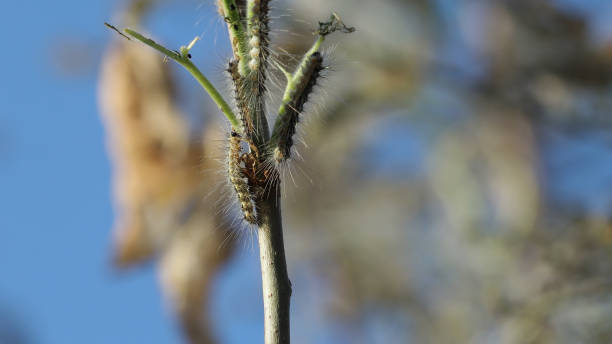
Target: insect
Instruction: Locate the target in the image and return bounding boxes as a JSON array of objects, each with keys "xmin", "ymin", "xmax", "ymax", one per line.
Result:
[
  {"xmin": 228, "ymin": 131, "xmax": 257, "ymax": 224},
  {"xmin": 272, "ymin": 52, "xmax": 324, "ymax": 162}
]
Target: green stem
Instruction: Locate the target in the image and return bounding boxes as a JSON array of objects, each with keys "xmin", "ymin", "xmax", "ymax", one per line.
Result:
[
  {"xmin": 277, "ymin": 36, "xmax": 324, "ymax": 118},
  {"xmin": 246, "ymin": 0, "xmax": 257, "ymax": 27},
  {"xmin": 124, "ymin": 28, "xmax": 179, "ymax": 57},
  {"xmin": 124, "ymin": 28, "xmax": 241, "ymax": 131},
  {"xmin": 180, "ymin": 59, "xmax": 241, "ymax": 130},
  {"xmin": 220, "ymin": 0, "xmax": 250, "ymax": 76},
  {"xmin": 273, "ymin": 13, "xmax": 354, "ymax": 121}
]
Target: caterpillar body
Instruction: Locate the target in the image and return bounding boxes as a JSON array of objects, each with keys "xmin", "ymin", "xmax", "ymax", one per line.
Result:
[
  {"xmin": 228, "ymin": 59, "xmax": 267, "ymax": 149},
  {"xmin": 246, "ymin": 0, "xmax": 270, "ymax": 75},
  {"xmin": 227, "ymin": 60, "xmax": 254, "ymax": 136},
  {"xmin": 228, "ymin": 131, "xmax": 257, "ymax": 224},
  {"xmin": 244, "ymin": 0, "xmax": 271, "ymax": 149}
]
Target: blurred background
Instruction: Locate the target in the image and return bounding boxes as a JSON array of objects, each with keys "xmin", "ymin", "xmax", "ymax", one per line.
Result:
[{"xmin": 3, "ymin": 0, "xmax": 612, "ymax": 343}]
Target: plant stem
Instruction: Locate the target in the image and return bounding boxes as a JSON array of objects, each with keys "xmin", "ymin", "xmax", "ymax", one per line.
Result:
[
  {"xmin": 220, "ymin": 0, "xmax": 250, "ymax": 76},
  {"xmin": 256, "ymin": 183, "xmax": 291, "ymax": 344},
  {"xmin": 272, "ymin": 35, "xmax": 324, "ymax": 128},
  {"xmin": 123, "ymin": 28, "xmax": 241, "ymax": 131},
  {"xmin": 179, "ymin": 59, "xmax": 241, "ymax": 130}
]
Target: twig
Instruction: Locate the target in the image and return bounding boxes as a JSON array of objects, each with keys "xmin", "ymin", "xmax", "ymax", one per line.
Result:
[
  {"xmin": 105, "ymin": 24, "xmax": 241, "ymax": 131},
  {"xmin": 104, "ymin": 22, "xmax": 131, "ymax": 40}
]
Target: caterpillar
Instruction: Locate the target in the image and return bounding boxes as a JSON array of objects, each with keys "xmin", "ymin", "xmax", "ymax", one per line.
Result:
[
  {"xmin": 228, "ymin": 59, "xmax": 268, "ymax": 150},
  {"xmin": 270, "ymin": 52, "xmax": 324, "ymax": 163},
  {"xmin": 228, "ymin": 131, "xmax": 257, "ymax": 224},
  {"xmin": 227, "ymin": 59, "xmax": 255, "ymax": 138},
  {"xmin": 268, "ymin": 14, "xmax": 353, "ymax": 163},
  {"xmin": 246, "ymin": 0, "xmax": 270, "ymax": 74},
  {"xmin": 243, "ymin": 0, "xmax": 271, "ymax": 149}
]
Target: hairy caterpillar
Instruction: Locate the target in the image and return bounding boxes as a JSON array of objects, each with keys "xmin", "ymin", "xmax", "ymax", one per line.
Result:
[
  {"xmin": 228, "ymin": 60, "xmax": 268, "ymax": 149},
  {"xmin": 246, "ymin": 0, "xmax": 270, "ymax": 74},
  {"xmin": 268, "ymin": 14, "xmax": 353, "ymax": 163},
  {"xmin": 271, "ymin": 52, "xmax": 324, "ymax": 162},
  {"xmin": 228, "ymin": 131, "xmax": 257, "ymax": 224},
  {"xmin": 227, "ymin": 59, "xmax": 255, "ymax": 137}
]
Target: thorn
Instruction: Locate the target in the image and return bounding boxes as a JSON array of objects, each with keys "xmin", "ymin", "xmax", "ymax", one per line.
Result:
[{"xmin": 186, "ymin": 36, "xmax": 200, "ymax": 50}]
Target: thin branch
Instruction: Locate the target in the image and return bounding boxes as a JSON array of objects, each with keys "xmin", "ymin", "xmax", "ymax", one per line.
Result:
[
  {"xmin": 275, "ymin": 13, "xmax": 354, "ymax": 119},
  {"xmin": 275, "ymin": 13, "xmax": 354, "ymax": 121},
  {"xmin": 275, "ymin": 35, "xmax": 324, "ymax": 118},
  {"xmin": 118, "ymin": 27, "xmax": 242, "ymax": 131},
  {"xmin": 104, "ymin": 22, "xmax": 131, "ymax": 40},
  {"xmin": 219, "ymin": 0, "xmax": 250, "ymax": 76}
]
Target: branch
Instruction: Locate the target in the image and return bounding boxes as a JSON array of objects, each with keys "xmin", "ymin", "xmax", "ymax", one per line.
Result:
[
  {"xmin": 256, "ymin": 183, "xmax": 291, "ymax": 344},
  {"xmin": 219, "ymin": 0, "xmax": 250, "ymax": 76},
  {"xmin": 107, "ymin": 26, "xmax": 242, "ymax": 131}
]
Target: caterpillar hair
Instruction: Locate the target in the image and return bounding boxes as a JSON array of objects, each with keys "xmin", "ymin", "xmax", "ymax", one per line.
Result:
[{"xmin": 228, "ymin": 130, "xmax": 258, "ymax": 224}]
